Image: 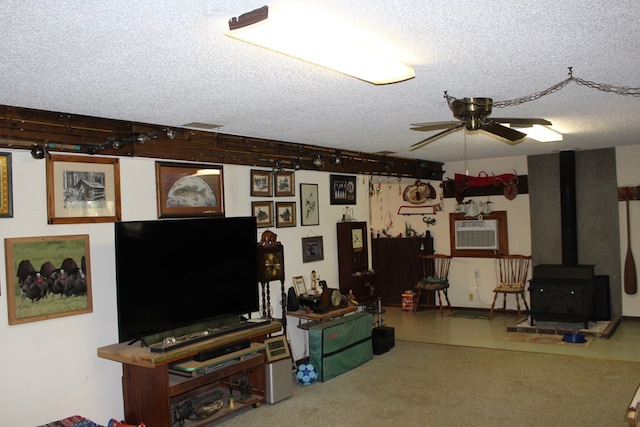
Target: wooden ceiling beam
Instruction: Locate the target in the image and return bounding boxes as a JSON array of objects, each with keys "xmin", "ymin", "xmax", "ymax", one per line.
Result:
[{"xmin": 0, "ymin": 104, "xmax": 443, "ymax": 179}]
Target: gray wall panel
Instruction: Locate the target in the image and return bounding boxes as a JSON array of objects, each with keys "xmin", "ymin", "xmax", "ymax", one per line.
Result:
[{"xmin": 528, "ymin": 149, "xmax": 621, "ymax": 317}]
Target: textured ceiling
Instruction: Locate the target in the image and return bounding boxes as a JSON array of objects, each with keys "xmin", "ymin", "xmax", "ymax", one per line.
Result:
[{"xmin": 1, "ymin": 0, "xmax": 639, "ymax": 164}]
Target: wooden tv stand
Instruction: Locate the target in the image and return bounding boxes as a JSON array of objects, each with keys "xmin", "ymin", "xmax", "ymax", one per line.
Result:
[{"xmin": 97, "ymin": 321, "xmax": 282, "ymax": 427}]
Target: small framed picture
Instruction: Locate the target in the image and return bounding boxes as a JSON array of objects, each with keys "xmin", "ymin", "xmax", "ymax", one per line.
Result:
[
  {"xmin": 155, "ymin": 161, "xmax": 224, "ymax": 218},
  {"xmin": 302, "ymin": 236, "xmax": 324, "ymax": 263},
  {"xmin": 46, "ymin": 154, "xmax": 121, "ymax": 224},
  {"xmin": 251, "ymin": 169, "xmax": 273, "ymax": 197},
  {"xmin": 252, "ymin": 201, "xmax": 274, "ymax": 228},
  {"xmin": 275, "ymin": 202, "xmax": 296, "ymax": 228},
  {"xmin": 293, "ymin": 275, "xmax": 307, "ymax": 296},
  {"xmin": 0, "ymin": 152, "xmax": 13, "ymax": 218},
  {"xmin": 300, "ymin": 183, "xmax": 319, "ymax": 226},
  {"xmin": 274, "ymin": 171, "xmax": 295, "ymax": 197},
  {"xmin": 330, "ymin": 174, "xmax": 357, "ymax": 205}
]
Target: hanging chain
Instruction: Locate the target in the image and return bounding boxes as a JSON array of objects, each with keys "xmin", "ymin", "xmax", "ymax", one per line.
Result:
[{"xmin": 444, "ymin": 67, "xmax": 640, "ymax": 110}]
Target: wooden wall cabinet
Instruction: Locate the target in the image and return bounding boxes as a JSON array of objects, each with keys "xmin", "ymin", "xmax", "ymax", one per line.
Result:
[
  {"xmin": 372, "ymin": 235, "xmax": 434, "ymax": 305},
  {"xmin": 336, "ymin": 221, "xmax": 377, "ymax": 303},
  {"xmin": 98, "ymin": 322, "xmax": 281, "ymax": 427}
]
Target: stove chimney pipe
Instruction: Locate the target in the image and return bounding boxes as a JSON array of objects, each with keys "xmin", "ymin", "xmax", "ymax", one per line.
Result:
[{"xmin": 559, "ymin": 150, "xmax": 578, "ymax": 265}]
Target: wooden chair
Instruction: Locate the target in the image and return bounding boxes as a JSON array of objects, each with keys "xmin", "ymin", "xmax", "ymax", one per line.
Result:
[
  {"xmin": 488, "ymin": 255, "xmax": 532, "ymax": 320},
  {"xmin": 414, "ymin": 254, "xmax": 453, "ymax": 316}
]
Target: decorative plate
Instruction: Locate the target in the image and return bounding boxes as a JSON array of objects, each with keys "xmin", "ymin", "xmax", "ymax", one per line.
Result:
[{"xmin": 402, "ymin": 179, "xmax": 436, "ymax": 204}]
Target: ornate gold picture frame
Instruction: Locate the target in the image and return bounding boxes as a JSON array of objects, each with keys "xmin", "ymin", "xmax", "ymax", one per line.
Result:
[{"xmin": 0, "ymin": 152, "xmax": 13, "ymax": 218}]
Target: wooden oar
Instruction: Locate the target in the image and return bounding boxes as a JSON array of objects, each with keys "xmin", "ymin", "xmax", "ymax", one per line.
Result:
[{"xmin": 624, "ymin": 196, "xmax": 637, "ymax": 295}]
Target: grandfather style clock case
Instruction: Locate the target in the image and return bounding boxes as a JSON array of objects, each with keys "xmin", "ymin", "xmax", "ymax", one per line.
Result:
[
  {"xmin": 336, "ymin": 221, "xmax": 376, "ymax": 303},
  {"xmin": 256, "ymin": 243, "xmax": 286, "ymax": 332}
]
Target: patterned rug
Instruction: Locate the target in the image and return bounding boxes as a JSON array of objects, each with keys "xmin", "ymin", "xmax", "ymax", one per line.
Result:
[
  {"xmin": 504, "ymin": 332, "xmax": 593, "ymax": 346},
  {"xmin": 449, "ymin": 310, "xmax": 489, "ymax": 319}
]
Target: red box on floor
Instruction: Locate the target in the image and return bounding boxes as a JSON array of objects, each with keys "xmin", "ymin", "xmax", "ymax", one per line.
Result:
[{"xmin": 402, "ymin": 293, "xmax": 415, "ymax": 311}]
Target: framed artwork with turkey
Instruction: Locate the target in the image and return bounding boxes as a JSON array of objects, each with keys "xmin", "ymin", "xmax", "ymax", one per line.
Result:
[
  {"xmin": 46, "ymin": 154, "xmax": 121, "ymax": 224},
  {"xmin": 4, "ymin": 234, "xmax": 92, "ymax": 325},
  {"xmin": 156, "ymin": 161, "xmax": 225, "ymax": 218}
]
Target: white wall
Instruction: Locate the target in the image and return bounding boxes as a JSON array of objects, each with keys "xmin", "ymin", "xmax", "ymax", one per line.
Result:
[
  {"xmin": 2, "ymin": 146, "xmax": 637, "ymax": 425},
  {"xmin": 369, "ymin": 155, "xmax": 531, "ymax": 310},
  {"xmin": 370, "ymin": 150, "xmax": 640, "ymax": 314},
  {"xmin": 0, "ymin": 150, "xmax": 371, "ymax": 425},
  {"xmin": 616, "ymin": 145, "xmax": 640, "ymax": 317}
]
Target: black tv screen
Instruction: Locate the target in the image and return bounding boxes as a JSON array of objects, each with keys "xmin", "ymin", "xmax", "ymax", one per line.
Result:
[{"xmin": 114, "ymin": 216, "xmax": 259, "ymax": 343}]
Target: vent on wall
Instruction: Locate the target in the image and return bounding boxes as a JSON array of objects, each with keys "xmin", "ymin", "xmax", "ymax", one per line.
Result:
[{"xmin": 455, "ymin": 219, "xmax": 499, "ymax": 250}]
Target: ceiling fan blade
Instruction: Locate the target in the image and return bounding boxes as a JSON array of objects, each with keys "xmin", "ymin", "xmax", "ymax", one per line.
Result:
[
  {"xmin": 490, "ymin": 118, "xmax": 552, "ymax": 126},
  {"xmin": 481, "ymin": 122, "xmax": 527, "ymax": 145},
  {"xmin": 410, "ymin": 124, "xmax": 464, "ymax": 151},
  {"xmin": 410, "ymin": 121, "xmax": 462, "ymax": 132}
]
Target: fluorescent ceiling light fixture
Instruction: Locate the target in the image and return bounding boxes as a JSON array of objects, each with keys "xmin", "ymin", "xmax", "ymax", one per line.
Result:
[
  {"xmin": 501, "ymin": 123, "xmax": 563, "ymax": 142},
  {"xmin": 182, "ymin": 122, "xmax": 223, "ymax": 130},
  {"xmin": 227, "ymin": 6, "xmax": 415, "ymax": 85}
]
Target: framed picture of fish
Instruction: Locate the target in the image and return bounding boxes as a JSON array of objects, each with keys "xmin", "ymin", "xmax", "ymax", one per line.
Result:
[
  {"xmin": 155, "ymin": 161, "xmax": 225, "ymax": 218},
  {"xmin": 252, "ymin": 201, "xmax": 274, "ymax": 228},
  {"xmin": 4, "ymin": 234, "xmax": 92, "ymax": 325},
  {"xmin": 46, "ymin": 154, "xmax": 121, "ymax": 224}
]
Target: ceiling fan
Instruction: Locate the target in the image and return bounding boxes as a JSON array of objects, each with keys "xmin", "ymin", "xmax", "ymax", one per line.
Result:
[{"xmin": 410, "ymin": 97, "xmax": 552, "ymax": 151}]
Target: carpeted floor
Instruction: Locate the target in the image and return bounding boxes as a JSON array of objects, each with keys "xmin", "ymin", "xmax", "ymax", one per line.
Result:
[{"xmin": 216, "ymin": 340, "xmax": 639, "ymax": 427}]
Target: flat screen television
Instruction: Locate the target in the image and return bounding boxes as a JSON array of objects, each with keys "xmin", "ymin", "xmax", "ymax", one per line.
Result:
[{"xmin": 114, "ymin": 216, "xmax": 259, "ymax": 344}]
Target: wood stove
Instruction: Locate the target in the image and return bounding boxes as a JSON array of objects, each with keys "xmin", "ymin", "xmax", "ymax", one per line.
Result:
[
  {"xmin": 529, "ymin": 264, "xmax": 594, "ymax": 328},
  {"xmin": 529, "ymin": 151, "xmax": 590, "ymax": 327}
]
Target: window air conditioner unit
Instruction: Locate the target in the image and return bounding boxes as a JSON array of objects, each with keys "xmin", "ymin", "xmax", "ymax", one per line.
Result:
[{"xmin": 455, "ymin": 219, "xmax": 499, "ymax": 250}]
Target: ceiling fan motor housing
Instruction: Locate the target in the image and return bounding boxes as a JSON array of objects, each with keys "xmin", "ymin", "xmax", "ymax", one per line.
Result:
[{"xmin": 451, "ymin": 97, "xmax": 493, "ymax": 130}]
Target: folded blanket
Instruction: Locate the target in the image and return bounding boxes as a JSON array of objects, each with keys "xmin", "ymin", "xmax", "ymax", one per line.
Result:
[
  {"xmin": 37, "ymin": 415, "xmax": 102, "ymax": 427},
  {"xmin": 38, "ymin": 416, "xmax": 145, "ymax": 427}
]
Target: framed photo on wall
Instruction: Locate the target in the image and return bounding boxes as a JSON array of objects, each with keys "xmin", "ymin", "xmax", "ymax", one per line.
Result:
[
  {"xmin": 5, "ymin": 234, "xmax": 92, "ymax": 325},
  {"xmin": 46, "ymin": 154, "xmax": 121, "ymax": 224},
  {"xmin": 302, "ymin": 236, "xmax": 324, "ymax": 263},
  {"xmin": 330, "ymin": 174, "xmax": 357, "ymax": 205},
  {"xmin": 0, "ymin": 152, "xmax": 13, "ymax": 218},
  {"xmin": 300, "ymin": 183, "xmax": 319, "ymax": 226},
  {"xmin": 252, "ymin": 201, "xmax": 274, "ymax": 228},
  {"xmin": 274, "ymin": 171, "xmax": 295, "ymax": 196},
  {"xmin": 275, "ymin": 201, "xmax": 296, "ymax": 228},
  {"xmin": 155, "ymin": 161, "xmax": 224, "ymax": 218},
  {"xmin": 251, "ymin": 169, "xmax": 273, "ymax": 197}
]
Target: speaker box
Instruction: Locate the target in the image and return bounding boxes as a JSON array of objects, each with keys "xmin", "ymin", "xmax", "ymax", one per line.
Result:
[
  {"xmin": 372, "ymin": 326, "xmax": 395, "ymax": 355},
  {"xmin": 592, "ymin": 275, "xmax": 611, "ymax": 321},
  {"xmin": 286, "ymin": 286, "xmax": 299, "ymax": 311}
]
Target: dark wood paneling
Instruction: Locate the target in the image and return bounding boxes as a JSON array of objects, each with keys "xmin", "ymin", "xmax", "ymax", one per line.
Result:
[{"xmin": 372, "ymin": 235, "xmax": 433, "ymax": 305}]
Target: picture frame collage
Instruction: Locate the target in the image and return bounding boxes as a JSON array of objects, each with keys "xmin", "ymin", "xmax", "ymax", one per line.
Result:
[
  {"xmin": 2, "ymin": 156, "xmax": 228, "ymax": 325},
  {"xmin": 250, "ymin": 169, "xmax": 297, "ymax": 228}
]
